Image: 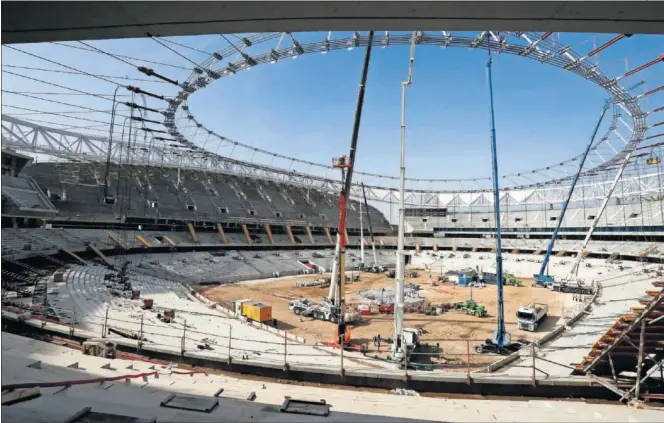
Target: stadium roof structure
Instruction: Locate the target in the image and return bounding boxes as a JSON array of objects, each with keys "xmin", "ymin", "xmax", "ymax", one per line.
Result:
[{"xmin": 2, "ymin": 30, "xmax": 663, "ymax": 207}]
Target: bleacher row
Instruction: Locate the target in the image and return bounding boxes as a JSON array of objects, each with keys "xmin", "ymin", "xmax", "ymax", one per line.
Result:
[
  {"xmin": 22, "ymin": 162, "xmax": 390, "ymax": 230},
  {"xmin": 405, "ymin": 200, "xmax": 664, "ymax": 230},
  {"xmin": 2, "ymin": 227, "xmax": 662, "ymax": 262},
  {"xmin": 43, "ymin": 262, "xmax": 377, "ymax": 368},
  {"xmin": 1, "ymin": 175, "xmax": 58, "ymax": 214}
]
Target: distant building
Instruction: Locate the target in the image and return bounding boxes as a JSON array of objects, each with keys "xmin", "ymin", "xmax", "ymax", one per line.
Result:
[{"xmin": 445, "ymin": 269, "xmax": 477, "ymax": 286}]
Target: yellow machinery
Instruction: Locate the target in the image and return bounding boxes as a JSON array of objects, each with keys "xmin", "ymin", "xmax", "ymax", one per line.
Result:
[
  {"xmin": 646, "ymin": 156, "xmax": 661, "ymax": 165},
  {"xmin": 135, "ymin": 234, "xmax": 152, "ymax": 248},
  {"xmin": 233, "ymin": 299, "xmax": 273, "ymax": 324},
  {"xmin": 243, "ymin": 301, "xmax": 272, "ymax": 323}
]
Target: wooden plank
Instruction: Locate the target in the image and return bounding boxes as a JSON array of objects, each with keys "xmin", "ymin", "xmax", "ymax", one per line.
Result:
[{"xmin": 1, "ymin": 388, "xmax": 41, "ymax": 405}]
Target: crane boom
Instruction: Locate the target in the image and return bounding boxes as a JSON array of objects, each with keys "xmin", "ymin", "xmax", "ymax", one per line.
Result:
[
  {"xmin": 333, "ymin": 31, "xmax": 374, "ymax": 348},
  {"xmin": 361, "ymin": 182, "xmax": 378, "ymax": 267},
  {"xmin": 568, "ymin": 150, "xmax": 634, "ymax": 280},
  {"xmin": 393, "ymin": 31, "xmax": 417, "ymax": 359},
  {"xmin": 534, "ymin": 103, "xmax": 610, "ymax": 285}
]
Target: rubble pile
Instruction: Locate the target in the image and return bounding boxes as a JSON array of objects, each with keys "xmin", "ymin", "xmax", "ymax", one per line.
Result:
[{"xmin": 359, "ymin": 285, "xmax": 425, "ymax": 307}]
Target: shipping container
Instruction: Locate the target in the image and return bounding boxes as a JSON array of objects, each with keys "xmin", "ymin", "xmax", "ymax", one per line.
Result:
[{"xmin": 242, "ymin": 301, "xmax": 272, "ymax": 323}]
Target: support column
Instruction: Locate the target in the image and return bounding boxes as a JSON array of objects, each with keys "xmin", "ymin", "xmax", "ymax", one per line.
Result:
[
  {"xmin": 106, "ymin": 232, "xmax": 126, "ymax": 250},
  {"xmin": 216, "ymin": 223, "xmax": 228, "ymax": 245},
  {"xmin": 433, "ymin": 244, "xmax": 438, "ymax": 252},
  {"xmin": 135, "ymin": 234, "xmax": 152, "ymax": 248},
  {"xmin": 84, "ymin": 245, "xmax": 110, "ymax": 267},
  {"xmin": 344, "ymin": 229, "xmax": 350, "ymax": 246},
  {"xmin": 634, "ymin": 319, "xmax": 647, "ymax": 401},
  {"xmin": 187, "ymin": 222, "xmax": 199, "ymax": 243},
  {"xmin": 286, "ymin": 223, "xmax": 295, "ymax": 245},
  {"xmin": 242, "ymin": 224, "xmax": 253, "ymax": 246},
  {"xmin": 305, "ymin": 224, "xmax": 315, "ymax": 245},
  {"xmin": 264, "ymin": 223, "xmax": 275, "ymax": 246},
  {"xmin": 415, "ymin": 243, "xmax": 420, "ymax": 254},
  {"xmin": 63, "ymin": 248, "xmax": 87, "ymax": 265},
  {"xmin": 162, "ymin": 235, "xmax": 177, "ymax": 247},
  {"xmin": 324, "ymin": 227, "xmax": 333, "ymax": 245}
]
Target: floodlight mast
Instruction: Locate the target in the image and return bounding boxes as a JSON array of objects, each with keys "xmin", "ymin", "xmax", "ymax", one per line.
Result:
[
  {"xmin": 393, "ymin": 32, "xmax": 417, "ymax": 361},
  {"xmin": 333, "ymin": 31, "xmax": 374, "ymax": 348}
]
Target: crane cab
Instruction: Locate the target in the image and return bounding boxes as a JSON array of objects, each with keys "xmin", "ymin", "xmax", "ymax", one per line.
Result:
[{"xmin": 646, "ymin": 156, "xmax": 661, "ymax": 165}]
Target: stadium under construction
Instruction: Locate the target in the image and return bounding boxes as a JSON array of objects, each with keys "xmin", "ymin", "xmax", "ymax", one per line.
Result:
[{"xmin": 2, "ymin": 6, "xmax": 664, "ymax": 422}]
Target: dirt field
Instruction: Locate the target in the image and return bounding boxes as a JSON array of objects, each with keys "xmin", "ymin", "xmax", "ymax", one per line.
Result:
[{"xmin": 196, "ymin": 271, "xmax": 567, "ymax": 368}]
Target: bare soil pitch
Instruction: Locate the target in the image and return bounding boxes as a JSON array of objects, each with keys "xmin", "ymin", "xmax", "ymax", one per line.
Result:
[{"xmin": 196, "ymin": 271, "xmax": 566, "ymax": 368}]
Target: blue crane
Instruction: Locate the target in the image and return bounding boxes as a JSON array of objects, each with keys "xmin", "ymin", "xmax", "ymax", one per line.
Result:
[
  {"xmin": 533, "ymin": 102, "xmax": 610, "ymax": 286},
  {"xmin": 485, "ymin": 37, "xmax": 509, "ymax": 347}
]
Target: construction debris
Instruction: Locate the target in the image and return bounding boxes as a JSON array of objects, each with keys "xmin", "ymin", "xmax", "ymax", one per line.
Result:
[
  {"xmin": 295, "ymin": 278, "xmax": 331, "ymax": 288},
  {"xmin": 390, "ymin": 388, "xmax": 420, "ymax": 396},
  {"xmin": 359, "ymin": 285, "xmax": 425, "ymax": 308}
]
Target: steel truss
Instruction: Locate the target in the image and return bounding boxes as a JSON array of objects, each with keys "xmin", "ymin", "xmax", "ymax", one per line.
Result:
[
  {"xmin": 3, "ymin": 115, "xmax": 663, "ymax": 207},
  {"xmin": 161, "ymin": 31, "xmax": 651, "ymax": 192}
]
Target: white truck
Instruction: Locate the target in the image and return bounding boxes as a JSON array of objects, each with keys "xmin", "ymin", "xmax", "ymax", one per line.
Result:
[{"xmin": 516, "ymin": 303, "xmax": 548, "ymax": 331}]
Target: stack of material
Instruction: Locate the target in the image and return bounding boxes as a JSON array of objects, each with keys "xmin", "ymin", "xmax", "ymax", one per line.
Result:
[
  {"xmin": 294, "ymin": 279, "xmax": 331, "ymax": 288},
  {"xmin": 359, "ymin": 286, "xmax": 425, "ymax": 307}
]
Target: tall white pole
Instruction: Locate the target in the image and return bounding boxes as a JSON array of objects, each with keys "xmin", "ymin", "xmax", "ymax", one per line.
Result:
[
  {"xmin": 329, "ymin": 234, "xmax": 341, "ymax": 304},
  {"xmin": 393, "ymin": 32, "xmax": 416, "ymax": 360},
  {"xmin": 360, "ymin": 182, "xmax": 365, "ymax": 266},
  {"xmin": 569, "ymin": 151, "xmax": 634, "ymax": 280}
]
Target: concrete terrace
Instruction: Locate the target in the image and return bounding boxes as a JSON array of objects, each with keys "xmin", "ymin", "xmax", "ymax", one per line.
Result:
[{"xmin": 3, "ymin": 332, "xmax": 664, "ymax": 422}]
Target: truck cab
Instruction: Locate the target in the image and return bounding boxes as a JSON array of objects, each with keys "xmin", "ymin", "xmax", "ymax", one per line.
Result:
[{"xmin": 516, "ymin": 303, "xmax": 548, "ymax": 331}]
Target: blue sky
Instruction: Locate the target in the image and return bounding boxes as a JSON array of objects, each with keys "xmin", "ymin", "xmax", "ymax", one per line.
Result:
[{"xmin": 3, "ymin": 32, "xmax": 663, "ymax": 186}]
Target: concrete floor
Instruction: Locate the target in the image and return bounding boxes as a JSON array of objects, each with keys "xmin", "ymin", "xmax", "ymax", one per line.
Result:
[
  {"xmin": 2, "ymin": 332, "xmax": 664, "ymax": 422},
  {"xmin": 31, "ymin": 251, "xmax": 663, "ymax": 376}
]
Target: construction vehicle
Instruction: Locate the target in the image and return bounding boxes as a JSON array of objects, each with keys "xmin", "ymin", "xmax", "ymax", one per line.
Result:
[
  {"xmin": 534, "ymin": 103, "xmax": 610, "ymax": 287},
  {"xmin": 516, "ymin": 303, "xmax": 548, "ymax": 331},
  {"xmin": 289, "ymin": 297, "xmax": 361, "ymax": 324},
  {"xmin": 475, "ymin": 338, "xmax": 524, "ymax": 355},
  {"xmin": 232, "ymin": 299, "xmax": 276, "ymax": 326},
  {"xmin": 504, "ymin": 273, "xmax": 523, "ymax": 287},
  {"xmin": 386, "ymin": 269, "xmax": 396, "ymax": 278},
  {"xmin": 385, "ymin": 327, "xmax": 440, "ymax": 370},
  {"xmin": 453, "ymin": 299, "xmax": 487, "ymax": 317},
  {"xmin": 322, "ymin": 324, "xmax": 368, "ymax": 353},
  {"xmin": 378, "ymin": 303, "xmax": 395, "ymax": 314}
]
